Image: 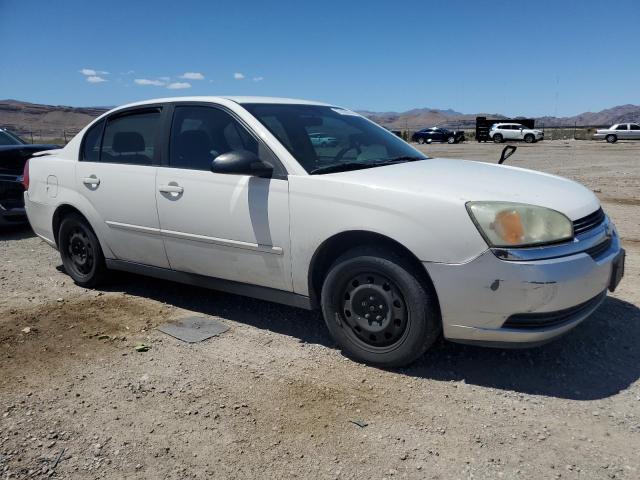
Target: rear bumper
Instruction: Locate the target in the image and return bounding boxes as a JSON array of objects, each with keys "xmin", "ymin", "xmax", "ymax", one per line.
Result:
[
  {"xmin": 424, "ymin": 224, "xmax": 622, "ymax": 346},
  {"xmin": 24, "ymin": 192, "xmax": 57, "ymax": 246}
]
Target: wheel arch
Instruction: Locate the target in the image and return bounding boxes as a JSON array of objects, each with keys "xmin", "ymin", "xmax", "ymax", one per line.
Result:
[
  {"xmin": 52, "ymin": 204, "xmax": 98, "ymax": 247},
  {"xmin": 307, "ymin": 230, "xmax": 440, "ymax": 312}
]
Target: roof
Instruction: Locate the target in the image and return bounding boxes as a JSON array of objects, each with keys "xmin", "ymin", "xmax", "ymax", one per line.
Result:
[{"xmin": 110, "ymin": 96, "xmax": 333, "ymax": 111}]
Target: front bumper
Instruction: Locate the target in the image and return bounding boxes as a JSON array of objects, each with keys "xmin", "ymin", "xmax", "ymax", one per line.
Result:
[
  {"xmin": 0, "ymin": 176, "xmax": 27, "ymax": 226},
  {"xmin": 0, "ymin": 205, "xmax": 27, "ymax": 226},
  {"xmin": 424, "ymin": 220, "xmax": 622, "ymax": 346}
]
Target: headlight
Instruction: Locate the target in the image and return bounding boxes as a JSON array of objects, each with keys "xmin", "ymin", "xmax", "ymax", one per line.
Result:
[{"xmin": 466, "ymin": 202, "xmax": 573, "ymax": 247}]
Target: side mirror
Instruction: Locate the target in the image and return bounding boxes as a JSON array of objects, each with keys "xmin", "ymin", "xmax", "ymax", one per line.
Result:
[{"xmin": 211, "ymin": 150, "xmax": 273, "ymax": 178}]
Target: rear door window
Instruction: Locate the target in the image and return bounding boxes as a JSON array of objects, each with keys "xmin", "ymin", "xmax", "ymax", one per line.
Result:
[
  {"xmin": 100, "ymin": 108, "xmax": 162, "ymax": 165},
  {"xmin": 629, "ymin": 124, "xmax": 640, "ymax": 130}
]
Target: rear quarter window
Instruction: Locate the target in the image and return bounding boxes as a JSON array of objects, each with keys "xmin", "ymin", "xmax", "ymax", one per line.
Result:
[{"xmin": 81, "ymin": 120, "xmax": 105, "ymax": 162}]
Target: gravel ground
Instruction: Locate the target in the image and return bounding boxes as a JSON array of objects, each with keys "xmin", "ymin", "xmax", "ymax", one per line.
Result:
[{"xmin": 1, "ymin": 140, "xmax": 639, "ymax": 479}]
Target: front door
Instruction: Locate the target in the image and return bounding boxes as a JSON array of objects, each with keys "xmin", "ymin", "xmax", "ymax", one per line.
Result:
[
  {"xmin": 75, "ymin": 107, "xmax": 170, "ymax": 268},
  {"xmin": 155, "ymin": 104, "xmax": 292, "ymax": 291}
]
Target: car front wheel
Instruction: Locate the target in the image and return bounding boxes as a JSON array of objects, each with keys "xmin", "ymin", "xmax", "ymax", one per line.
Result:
[
  {"xmin": 606, "ymin": 134, "xmax": 617, "ymax": 143},
  {"xmin": 524, "ymin": 134, "xmax": 535, "ymax": 143},
  {"xmin": 58, "ymin": 213, "xmax": 107, "ymax": 288},
  {"xmin": 417, "ymin": 137, "xmax": 426, "ymax": 144},
  {"xmin": 493, "ymin": 133, "xmax": 503, "ymax": 143},
  {"xmin": 321, "ymin": 246, "xmax": 441, "ymax": 367},
  {"xmin": 447, "ymin": 136, "xmax": 455, "ymax": 144}
]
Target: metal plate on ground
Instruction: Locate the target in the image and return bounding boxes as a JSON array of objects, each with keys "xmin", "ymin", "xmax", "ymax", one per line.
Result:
[{"xmin": 158, "ymin": 316, "xmax": 229, "ymax": 343}]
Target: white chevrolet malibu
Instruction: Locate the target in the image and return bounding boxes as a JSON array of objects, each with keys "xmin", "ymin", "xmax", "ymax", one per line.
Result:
[{"xmin": 24, "ymin": 97, "xmax": 625, "ymax": 367}]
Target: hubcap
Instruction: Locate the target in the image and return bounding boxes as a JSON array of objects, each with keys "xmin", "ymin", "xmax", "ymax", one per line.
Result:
[
  {"xmin": 341, "ymin": 273, "xmax": 408, "ymax": 348},
  {"xmin": 67, "ymin": 227, "xmax": 94, "ymax": 275}
]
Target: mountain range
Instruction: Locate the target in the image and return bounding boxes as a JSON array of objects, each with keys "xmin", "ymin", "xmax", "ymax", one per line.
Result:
[{"xmin": 1, "ymin": 99, "xmax": 639, "ymax": 139}]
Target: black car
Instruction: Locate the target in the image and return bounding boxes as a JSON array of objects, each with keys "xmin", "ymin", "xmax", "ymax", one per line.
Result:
[
  {"xmin": 0, "ymin": 128, "xmax": 59, "ymax": 226},
  {"xmin": 411, "ymin": 127, "xmax": 465, "ymax": 144}
]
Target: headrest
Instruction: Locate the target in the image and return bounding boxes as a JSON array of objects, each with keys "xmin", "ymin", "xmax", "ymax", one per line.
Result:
[{"xmin": 113, "ymin": 132, "xmax": 145, "ymax": 153}]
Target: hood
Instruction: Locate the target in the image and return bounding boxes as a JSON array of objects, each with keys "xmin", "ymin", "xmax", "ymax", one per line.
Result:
[{"xmin": 327, "ymin": 158, "xmax": 600, "ymax": 221}]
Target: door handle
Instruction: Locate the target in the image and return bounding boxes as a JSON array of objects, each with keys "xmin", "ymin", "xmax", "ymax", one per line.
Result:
[
  {"xmin": 82, "ymin": 175, "xmax": 100, "ymax": 186},
  {"xmin": 158, "ymin": 184, "xmax": 184, "ymax": 194}
]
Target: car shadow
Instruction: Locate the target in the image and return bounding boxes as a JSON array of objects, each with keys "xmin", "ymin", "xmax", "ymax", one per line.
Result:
[
  {"xmin": 102, "ymin": 271, "xmax": 639, "ymax": 401},
  {"xmin": 0, "ymin": 224, "xmax": 35, "ymax": 240},
  {"xmin": 404, "ymin": 296, "xmax": 640, "ymax": 400}
]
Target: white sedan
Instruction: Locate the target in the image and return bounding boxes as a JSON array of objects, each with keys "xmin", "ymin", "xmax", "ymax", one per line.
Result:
[
  {"xmin": 593, "ymin": 123, "xmax": 640, "ymax": 143},
  {"xmin": 24, "ymin": 96, "xmax": 624, "ymax": 367}
]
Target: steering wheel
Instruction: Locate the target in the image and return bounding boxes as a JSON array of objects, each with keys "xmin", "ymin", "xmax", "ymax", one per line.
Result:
[{"xmin": 334, "ymin": 134, "xmax": 364, "ymax": 163}]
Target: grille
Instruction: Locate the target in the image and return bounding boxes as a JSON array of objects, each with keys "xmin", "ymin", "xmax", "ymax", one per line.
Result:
[
  {"xmin": 573, "ymin": 208, "xmax": 605, "ymax": 236},
  {"xmin": 503, "ymin": 292, "xmax": 605, "ymax": 329}
]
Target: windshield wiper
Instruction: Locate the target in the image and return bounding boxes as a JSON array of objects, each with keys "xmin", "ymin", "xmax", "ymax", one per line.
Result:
[
  {"xmin": 309, "ymin": 156, "xmax": 426, "ymax": 175},
  {"xmin": 373, "ymin": 155, "xmax": 426, "ymax": 165},
  {"xmin": 309, "ymin": 162, "xmax": 376, "ymax": 175}
]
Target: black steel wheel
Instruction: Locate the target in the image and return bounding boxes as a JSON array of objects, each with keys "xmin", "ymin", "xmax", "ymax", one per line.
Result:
[
  {"xmin": 493, "ymin": 133, "xmax": 503, "ymax": 143},
  {"xmin": 58, "ymin": 213, "xmax": 107, "ymax": 287},
  {"xmin": 341, "ymin": 272, "xmax": 409, "ymax": 348},
  {"xmin": 321, "ymin": 246, "xmax": 441, "ymax": 367}
]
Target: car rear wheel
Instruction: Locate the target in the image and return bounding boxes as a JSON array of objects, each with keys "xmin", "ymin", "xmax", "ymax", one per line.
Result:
[
  {"xmin": 58, "ymin": 213, "xmax": 107, "ymax": 288},
  {"xmin": 606, "ymin": 134, "xmax": 617, "ymax": 143},
  {"xmin": 320, "ymin": 246, "xmax": 441, "ymax": 367},
  {"xmin": 493, "ymin": 133, "xmax": 503, "ymax": 143},
  {"xmin": 447, "ymin": 136, "xmax": 455, "ymax": 144},
  {"xmin": 524, "ymin": 134, "xmax": 535, "ymax": 143}
]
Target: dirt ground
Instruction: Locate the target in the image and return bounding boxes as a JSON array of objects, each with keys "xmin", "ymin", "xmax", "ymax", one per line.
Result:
[{"xmin": 1, "ymin": 140, "xmax": 639, "ymax": 479}]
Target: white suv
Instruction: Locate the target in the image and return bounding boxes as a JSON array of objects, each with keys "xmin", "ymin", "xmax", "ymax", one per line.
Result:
[
  {"xmin": 24, "ymin": 97, "xmax": 624, "ymax": 367},
  {"xmin": 489, "ymin": 123, "xmax": 544, "ymax": 143}
]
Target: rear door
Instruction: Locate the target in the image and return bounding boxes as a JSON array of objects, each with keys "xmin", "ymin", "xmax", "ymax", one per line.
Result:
[
  {"xmin": 155, "ymin": 103, "xmax": 292, "ymax": 291},
  {"xmin": 75, "ymin": 106, "xmax": 170, "ymax": 268},
  {"xmin": 628, "ymin": 123, "xmax": 640, "ymax": 139},
  {"xmin": 499, "ymin": 125, "xmax": 513, "ymax": 139},
  {"xmin": 615, "ymin": 123, "xmax": 629, "ymax": 139}
]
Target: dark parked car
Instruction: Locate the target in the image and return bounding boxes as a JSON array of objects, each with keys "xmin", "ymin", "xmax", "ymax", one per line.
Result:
[
  {"xmin": 412, "ymin": 127, "xmax": 465, "ymax": 144},
  {"xmin": 0, "ymin": 128, "xmax": 59, "ymax": 226}
]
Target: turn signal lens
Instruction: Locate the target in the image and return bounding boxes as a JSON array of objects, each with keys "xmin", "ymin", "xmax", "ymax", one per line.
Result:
[
  {"xmin": 493, "ymin": 209, "xmax": 525, "ymax": 245},
  {"xmin": 467, "ymin": 202, "xmax": 574, "ymax": 248}
]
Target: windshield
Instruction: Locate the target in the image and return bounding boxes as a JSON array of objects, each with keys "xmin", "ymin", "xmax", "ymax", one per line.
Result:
[
  {"xmin": 0, "ymin": 130, "xmax": 26, "ymax": 146},
  {"xmin": 243, "ymin": 104, "xmax": 428, "ymax": 174}
]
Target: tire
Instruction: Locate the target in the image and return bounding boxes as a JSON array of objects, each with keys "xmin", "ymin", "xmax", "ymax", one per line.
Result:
[
  {"xmin": 320, "ymin": 246, "xmax": 441, "ymax": 367},
  {"xmin": 447, "ymin": 136, "xmax": 455, "ymax": 144},
  {"xmin": 606, "ymin": 134, "xmax": 617, "ymax": 144},
  {"xmin": 524, "ymin": 134, "xmax": 535, "ymax": 143},
  {"xmin": 493, "ymin": 133, "xmax": 503, "ymax": 143},
  {"xmin": 58, "ymin": 213, "xmax": 107, "ymax": 288},
  {"xmin": 417, "ymin": 137, "xmax": 425, "ymax": 145}
]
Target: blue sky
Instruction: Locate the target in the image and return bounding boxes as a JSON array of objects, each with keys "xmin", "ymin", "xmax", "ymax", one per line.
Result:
[{"xmin": 1, "ymin": 0, "xmax": 638, "ymax": 116}]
